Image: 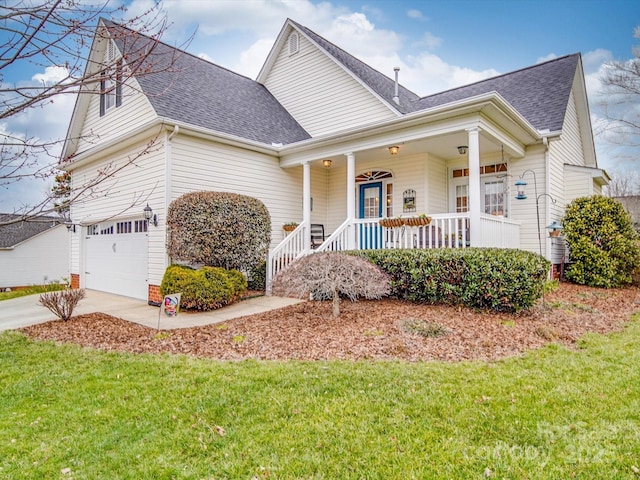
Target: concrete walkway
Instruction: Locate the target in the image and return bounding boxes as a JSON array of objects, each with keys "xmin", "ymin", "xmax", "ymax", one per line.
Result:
[{"xmin": 0, "ymin": 290, "xmax": 304, "ymax": 332}]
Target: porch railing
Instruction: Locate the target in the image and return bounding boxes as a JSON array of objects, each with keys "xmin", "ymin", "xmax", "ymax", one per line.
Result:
[
  {"xmin": 266, "ymin": 221, "xmax": 308, "ymax": 292},
  {"xmin": 267, "ymin": 214, "xmax": 520, "ymax": 291}
]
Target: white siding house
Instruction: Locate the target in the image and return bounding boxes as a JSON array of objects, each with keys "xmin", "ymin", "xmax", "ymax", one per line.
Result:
[
  {"xmin": 61, "ymin": 18, "xmax": 606, "ymax": 302},
  {"xmin": 0, "ymin": 218, "xmax": 69, "ymax": 289}
]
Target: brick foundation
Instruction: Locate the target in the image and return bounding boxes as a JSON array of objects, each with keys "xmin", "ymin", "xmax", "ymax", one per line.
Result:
[
  {"xmin": 70, "ymin": 273, "xmax": 80, "ymax": 289},
  {"xmin": 148, "ymin": 284, "xmax": 162, "ymax": 304}
]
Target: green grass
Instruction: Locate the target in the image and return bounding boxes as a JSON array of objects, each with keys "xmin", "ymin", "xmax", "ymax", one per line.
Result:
[
  {"xmin": 0, "ymin": 283, "xmax": 67, "ymax": 301},
  {"xmin": 1, "ymin": 314, "xmax": 640, "ymax": 479}
]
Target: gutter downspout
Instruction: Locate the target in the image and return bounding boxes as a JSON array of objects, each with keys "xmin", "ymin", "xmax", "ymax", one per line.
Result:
[
  {"xmin": 543, "ymin": 135, "xmax": 551, "ymax": 262},
  {"xmin": 164, "ymin": 124, "xmax": 179, "ymax": 269}
]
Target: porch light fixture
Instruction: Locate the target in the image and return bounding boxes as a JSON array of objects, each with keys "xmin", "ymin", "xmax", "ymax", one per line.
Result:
[
  {"xmin": 388, "ymin": 145, "xmax": 399, "ymax": 155},
  {"xmin": 457, "ymin": 145, "xmax": 468, "ymax": 155},
  {"xmin": 65, "ymin": 222, "xmax": 76, "ymax": 233},
  {"xmin": 323, "ymin": 159, "xmax": 332, "ymax": 168},
  {"xmin": 144, "ymin": 203, "xmax": 158, "ymax": 227}
]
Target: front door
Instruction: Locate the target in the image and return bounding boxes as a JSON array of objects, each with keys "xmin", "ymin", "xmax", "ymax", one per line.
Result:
[{"xmin": 359, "ymin": 182, "xmax": 383, "ymax": 248}]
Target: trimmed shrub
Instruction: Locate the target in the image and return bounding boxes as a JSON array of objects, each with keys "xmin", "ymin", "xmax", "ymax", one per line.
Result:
[
  {"xmin": 351, "ymin": 248, "xmax": 549, "ymax": 312},
  {"xmin": 166, "ymin": 191, "xmax": 271, "ymax": 274},
  {"xmin": 271, "ymin": 252, "xmax": 391, "ymax": 317},
  {"xmin": 563, "ymin": 195, "xmax": 640, "ymax": 288},
  {"xmin": 247, "ymin": 261, "xmax": 267, "ymax": 291},
  {"xmin": 160, "ymin": 264, "xmax": 247, "ymax": 311}
]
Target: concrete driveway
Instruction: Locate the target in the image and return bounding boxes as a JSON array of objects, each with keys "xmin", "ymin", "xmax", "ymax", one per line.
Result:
[{"xmin": 0, "ymin": 290, "xmax": 303, "ymax": 332}]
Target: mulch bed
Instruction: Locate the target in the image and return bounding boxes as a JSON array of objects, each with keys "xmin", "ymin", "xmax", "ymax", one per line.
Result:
[{"xmin": 20, "ymin": 283, "xmax": 640, "ymax": 362}]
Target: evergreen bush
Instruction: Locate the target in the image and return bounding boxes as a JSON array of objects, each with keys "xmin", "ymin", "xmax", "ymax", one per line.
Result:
[
  {"xmin": 351, "ymin": 248, "xmax": 549, "ymax": 312},
  {"xmin": 160, "ymin": 264, "xmax": 247, "ymax": 311},
  {"xmin": 166, "ymin": 191, "xmax": 271, "ymax": 275},
  {"xmin": 563, "ymin": 195, "xmax": 640, "ymax": 287}
]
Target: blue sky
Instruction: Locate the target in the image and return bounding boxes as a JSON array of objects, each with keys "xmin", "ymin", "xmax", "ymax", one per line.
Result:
[{"xmin": 1, "ymin": 0, "xmax": 639, "ymax": 211}]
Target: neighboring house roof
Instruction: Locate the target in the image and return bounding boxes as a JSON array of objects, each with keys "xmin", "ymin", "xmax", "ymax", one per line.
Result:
[
  {"xmin": 103, "ymin": 19, "xmax": 311, "ymax": 146},
  {"xmin": 411, "ymin": 54, "xmax": 580, "ymax": 132},
  {"xmin": 0, "ymin": 215, "xmax": 62, "ymax": 249},
  {"xmin": 288, "ymin": 19, "xmax": 421, "ymax": 114}
]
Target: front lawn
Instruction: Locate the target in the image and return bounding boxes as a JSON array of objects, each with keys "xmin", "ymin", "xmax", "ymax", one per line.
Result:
[{"xmin": 2, "ymin": 313, "xmax": 640, "ymax": 478}]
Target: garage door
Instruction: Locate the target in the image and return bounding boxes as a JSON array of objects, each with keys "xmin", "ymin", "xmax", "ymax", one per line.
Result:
[{"xmin": 84, "ymin": 219, "xmax": 148, "ymax": 299}]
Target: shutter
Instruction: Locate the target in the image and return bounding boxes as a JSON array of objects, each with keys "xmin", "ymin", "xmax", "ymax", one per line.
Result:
[
  {"xmin": 99, "ymin": 78, "xmax": 105, "ymax": 116},
  {"xmin": 115, "ymin": 62, "xmax": 122, "ymax": 107}
]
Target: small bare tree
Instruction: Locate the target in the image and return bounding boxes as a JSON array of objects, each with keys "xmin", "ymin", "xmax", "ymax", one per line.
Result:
[
  {"xmin": 0, "ymin": 0, "xmax": 189, "ymax": 226},
  {"xmin": 272, "ymin": 253, "xmax": 391, "ymax": 317},
  {"xmin": 39, "ymin": 288, "xmax": 86, "ymax": 321}
]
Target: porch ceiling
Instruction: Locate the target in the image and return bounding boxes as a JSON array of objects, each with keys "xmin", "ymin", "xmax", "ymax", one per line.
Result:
[{"xmin": 310, "ymin": 129, "xmax": 512, "ymax": 168}]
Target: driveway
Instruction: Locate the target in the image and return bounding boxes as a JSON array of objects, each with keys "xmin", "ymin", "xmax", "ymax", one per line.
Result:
[{"xmin": 0, "ymin": 290, "xmax": 302, "ymax": 332}]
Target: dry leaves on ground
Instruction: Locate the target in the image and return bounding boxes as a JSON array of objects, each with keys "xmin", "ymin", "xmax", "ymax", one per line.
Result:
[{"xmin": 21, "ymin": 283, "xmax": 640, "ymax": 362}]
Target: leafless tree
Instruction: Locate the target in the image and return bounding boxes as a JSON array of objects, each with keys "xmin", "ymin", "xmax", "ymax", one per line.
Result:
[
  {"xmin": 598, "ymin": 25, "xmax": 640, "ymax": 150},
  {"xmin": 605, "ymin": 170, "xmax": 640, "ymax": 197},
  {"xmin": 0, "ymin": 0, "xmax": 188, "ymax": 226}
]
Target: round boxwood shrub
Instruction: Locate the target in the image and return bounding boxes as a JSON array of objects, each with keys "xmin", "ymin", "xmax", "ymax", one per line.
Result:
[
  {"xmin": 167, "ymin": 191, "xmax": 271, "ymax": 274},
  {"xmin": 563, "ymin": 195, "xmax": 640, "ymax": 288},
  {"xmin": 160, "ymin": 264, "xmax": 247, "ymax": 311}
]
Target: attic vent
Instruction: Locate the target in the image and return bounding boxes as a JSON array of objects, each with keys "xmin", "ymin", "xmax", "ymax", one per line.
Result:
[
  {"xmin": 106, "ymin": 40, "xmax": 115, "ymax": 63},
  {"xmin": 288, "ymin": 32, "xmax": 299, "ymax": 55}
]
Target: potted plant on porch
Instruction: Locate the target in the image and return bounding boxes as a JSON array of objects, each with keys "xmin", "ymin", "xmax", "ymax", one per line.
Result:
[{"xmin": 282, "ymin": 222, "xmax": 298, "ymax": 233}]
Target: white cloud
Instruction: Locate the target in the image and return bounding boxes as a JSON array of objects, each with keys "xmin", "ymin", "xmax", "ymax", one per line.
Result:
[
  {"xmin": 536, "ymin": 53, "xmax": 558, "ymax": 64},
  {"xmin": 415, "ymin": 32, "xmax": 442, "ymax": 51},
  {"xmin": 407, "ymin": 9, "xmax": 426, "ymax": 20},
  {"xmin": 401, "ymin": 53, "xmax": 500, "ymax": 96},
  {"xmin": 32, "ymin": 65, "xmax": 69, "ymax": 84}
]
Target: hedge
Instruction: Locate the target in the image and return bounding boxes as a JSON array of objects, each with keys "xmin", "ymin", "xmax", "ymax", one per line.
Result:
[{"xmin": 350, "ymin": 248, "xmax": 550, "ymax": 312}]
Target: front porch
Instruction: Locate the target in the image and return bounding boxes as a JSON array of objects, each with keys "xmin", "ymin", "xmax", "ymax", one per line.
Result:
[{"xmin": 267, "ymin": 213, "xmax": 521, "ymax": 287}]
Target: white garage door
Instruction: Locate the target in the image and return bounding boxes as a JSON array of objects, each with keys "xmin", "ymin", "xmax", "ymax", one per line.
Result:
[{"xmin": 84, "ymin": 219, "xmax": 148, "ymax": 300}]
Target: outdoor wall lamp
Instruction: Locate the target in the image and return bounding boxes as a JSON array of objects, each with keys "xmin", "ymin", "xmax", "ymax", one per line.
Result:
[
  {"xmin": 388, "ymin": 145, "xmax": 399, "ymax": 155},
  {"xmin": 323, "ymin": 159, "xmax": 332, "ymax": 168},
  {"xmin": 144, "ymin": 203, "xmax": 158, "ymax": 227},
  {"xmin": 65, "ymin": 222, "xmax": 76, "ymax": 233},
  {"xmin": 457, "ymin": 145, "xmax": 468, "ymax": 155}
]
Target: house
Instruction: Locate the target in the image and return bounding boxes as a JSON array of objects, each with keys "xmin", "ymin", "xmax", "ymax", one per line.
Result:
[
  {"xmin": 61, "ymin": 18, "xmax": 607, "ymax": 302},
  {"xmin": 0, "ymin": 215, "xmax": 69, "ymax": 290}
]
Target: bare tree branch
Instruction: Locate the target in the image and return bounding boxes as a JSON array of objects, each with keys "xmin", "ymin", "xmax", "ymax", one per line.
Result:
[{"xmin": 0, "ymin": 0, "xmax": 192, "ymax": 223}]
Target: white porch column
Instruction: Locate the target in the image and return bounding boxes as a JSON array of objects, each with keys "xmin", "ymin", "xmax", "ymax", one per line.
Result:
[
  {"xmin": 303, "ymin": 161, "xmax": 311, "ymax": 251},
  {"xmin": 467, "ymin": 127, "xmax": 482, "ymax": 246},
  {"xmin": 346, "ymin": 152, "xmax": 356, "ymax": 249}
]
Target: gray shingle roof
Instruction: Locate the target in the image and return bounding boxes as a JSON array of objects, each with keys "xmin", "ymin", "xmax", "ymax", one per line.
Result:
[
  {"xmin": 290, "ymin": 20, "xmax": 421, "ymax": 114},
  {"xmin": 289, "ymin": 21, "xmax": 579, "ymax": 132},
  {"xmin": 410, "ymin": 54, "xmax": 580, "ymax": 132},
  {"xmin": 104, "ymin": 19, "xmax": 579, "ymax": 145},
  {"xmin": 104, "ymin": 20, "xmax": 310, "ymax": 146},
  {"xmin": 0, "ymin": 215, "xmax": 62, "ymax": 248}
]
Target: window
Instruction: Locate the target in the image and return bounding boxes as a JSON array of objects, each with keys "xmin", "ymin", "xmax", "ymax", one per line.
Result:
[
  {"xmin": 100, "ymin": 41, "xmax": 122, "ymax": 116},
  {"xmin": 117, "ymin": 221, "xmax": 132, "ymax": 234},
  {"xmin": 483, "ymin": 180, "xmax": 505, "ymax": 216},
  {"xmin": 135, "ymin": 220, "xmax": 148, "ymax": 233},
  {"xmin": 455, "ymin": 184, "xmax": 468, "ymax": 213}
]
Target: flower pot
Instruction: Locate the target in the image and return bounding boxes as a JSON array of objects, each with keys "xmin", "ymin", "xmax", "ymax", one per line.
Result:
[{"xmin": 283, "ymin": 225, "xmax": 297, "ymax": 232}]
